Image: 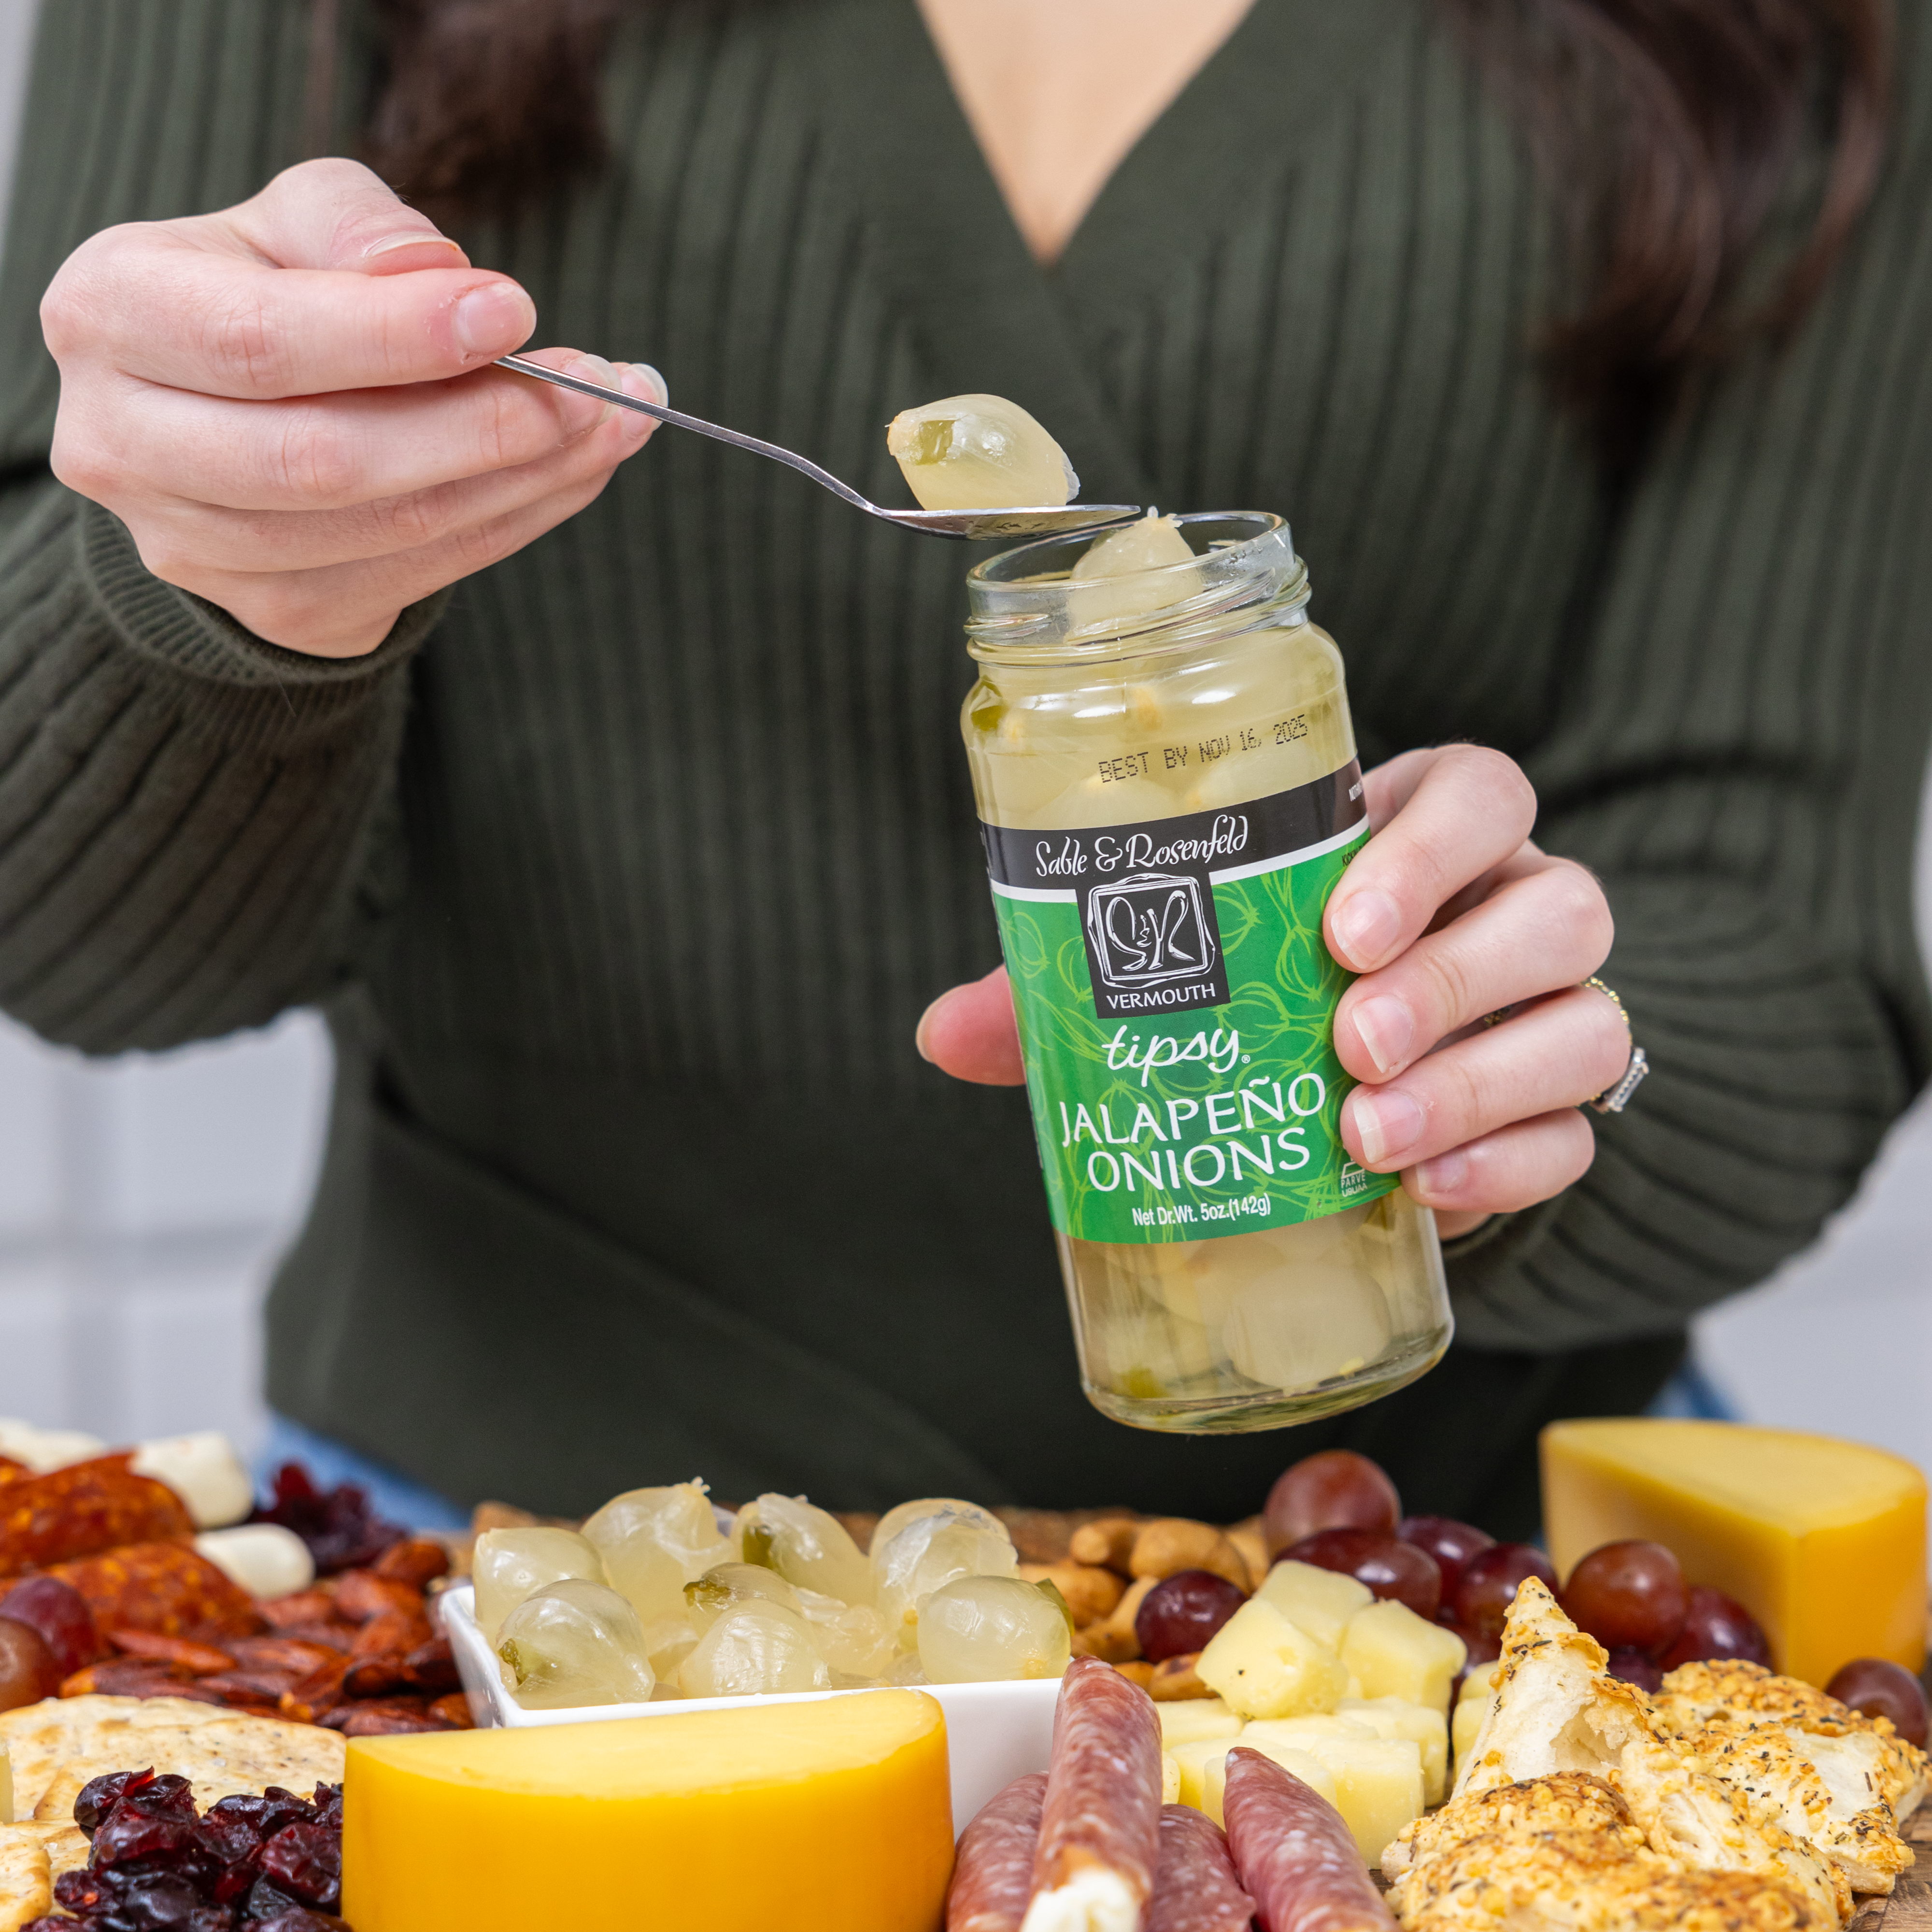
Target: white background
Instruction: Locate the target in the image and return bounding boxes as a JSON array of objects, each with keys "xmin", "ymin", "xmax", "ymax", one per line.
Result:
[{"xmin": 0, "ymin": 0, "xmax": 1927, "ymax": 1476}]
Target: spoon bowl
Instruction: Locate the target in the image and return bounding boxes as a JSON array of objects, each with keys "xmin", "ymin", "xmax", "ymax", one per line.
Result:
[{"xmin": 498, "ymin": 353, "xmax": 1140, "ymax": 541}]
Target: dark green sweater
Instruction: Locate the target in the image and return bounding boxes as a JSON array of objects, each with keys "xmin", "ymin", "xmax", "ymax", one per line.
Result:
[{"xmin": 1, "ymin": 0, "xmax": 1928, "ymax": 1530}]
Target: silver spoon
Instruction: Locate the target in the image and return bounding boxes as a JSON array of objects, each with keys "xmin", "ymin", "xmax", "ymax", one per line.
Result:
[{"xmin": 497, "ymin": 353, "xmax": 1141, "ymax": 540}]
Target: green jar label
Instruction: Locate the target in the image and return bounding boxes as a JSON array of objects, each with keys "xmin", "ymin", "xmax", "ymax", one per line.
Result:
[{"xmin": 982, "ymin": 760, "xmax": 1399, "ymax": 1244}]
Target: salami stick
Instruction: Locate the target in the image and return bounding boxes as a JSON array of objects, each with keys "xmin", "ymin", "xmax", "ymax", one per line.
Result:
[
  {"xmin": 1146, "ymin": 1804, "xmax": 1255, "ymax": 1932},
  {"xmin": 948, "ymin": 1774, "xmax": 1048, "ymax": 1932},
  {"xmin": 1221, "ymin": 1748, "xmax": 1395, "ymax": 1932},
  {"xmin": 1024, "ymin": 1656, "xmax": 1163, "ymax": 1932}
]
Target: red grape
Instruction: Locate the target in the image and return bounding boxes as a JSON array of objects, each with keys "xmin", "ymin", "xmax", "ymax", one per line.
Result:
[
  {"xmin": 1655, "ymin": 1586, "xmax": 1772, "ymax": 1672},
  {"xmin": 0, "ymin": 1616, "xmax": 60, "ymax": 1711},
  {"xmin": 0, "ymin": 1574, "xmax": 102, "ymax": 1676},
  {"xmin": 1397, "ymin": 1516, "xmax": 1494, "ymax": 1602},
  {"xmin": 1560, "ymin": 1541, "xmax": 1688, "ymax": 1655},
  {"xmin": 1453, "ymin": 1543, "xmax": 1558, "ymax": 1640},
  {"xmin": 1282, "ymin": 1528, "xmax": 1441, "ymax": 1620},
  {"xmin": 1826, "ymin": 1659, "xmax": 1929, "ymax": 1748},
  {"xmin": 1605, "ymin": 1646, "xmax": 1664, "ymax": 1694},
  {"xmin": 1264, "ymin": 1451, "xmax": 1400, "ymax": 1555},
  {"xmin": 1136, "ymin": 1569, "xmax": 1247, "ymax": 1662}
]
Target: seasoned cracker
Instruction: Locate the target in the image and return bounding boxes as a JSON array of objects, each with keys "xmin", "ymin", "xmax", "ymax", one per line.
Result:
[
  {"xmin": 32, "ymin": 1714, "xmax": 344, "ymax": 1822},
  {"xmin": 0, "ymin": 1825, "xmax": 51, "ymax": 1932}
]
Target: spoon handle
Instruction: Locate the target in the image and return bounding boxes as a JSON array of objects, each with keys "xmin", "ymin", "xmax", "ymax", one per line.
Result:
[{"xmin": 496, "ymin": 353, "xmax": 875, "ymax": 514}]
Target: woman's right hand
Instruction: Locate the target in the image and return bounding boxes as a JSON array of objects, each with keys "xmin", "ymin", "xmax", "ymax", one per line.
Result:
[{"xmin": 41, "ymin": 158, "xmax": 663, "ymax": 659}]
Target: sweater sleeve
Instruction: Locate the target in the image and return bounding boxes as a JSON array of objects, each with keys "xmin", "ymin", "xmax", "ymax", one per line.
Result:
[
  {"xmin": 0, "ymin": 0, "xmax": 440, "ymax": 1054},
  {"xmin": 1447, "ymin": 16, "xmax": 1932, "ymax": 1349}
]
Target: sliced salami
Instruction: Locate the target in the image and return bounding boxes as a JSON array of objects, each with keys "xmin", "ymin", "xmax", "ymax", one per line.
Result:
[
  {"xmin": 1024, "ymin": 1656, "xmax": 1163, "ymax": 1932},
  {"xmin": 949, "ymin": 1773, "xmax": 1048, "ymax": 1932},
  {"xmin": 1221, "ymin": 1747, "xmax": 1396, "ymax": 1932},
  {"xmin": 1146, "ymin": 1803, "xmax": 1254, "ymax": 1932}
]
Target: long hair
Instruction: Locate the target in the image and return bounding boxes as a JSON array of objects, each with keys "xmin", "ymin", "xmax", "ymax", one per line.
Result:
[{"xmin": 363, "ymin": 0, "xmax": 1893, "ymax": 467}]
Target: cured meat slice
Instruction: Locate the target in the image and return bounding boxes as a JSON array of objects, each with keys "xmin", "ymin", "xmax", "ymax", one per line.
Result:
[
  {"xmin": 1024, "ymin": 1656, "xmax": 1163, "ymax": 1932},
  {"xmin": 47, "ymin": 1541, "xmax": 260, "ymax": 1638},
  {"xmin": 1146, "ymin": 1803, "xmax": 1254, "ymax": 1932},
  {"xmin": 949, "ymin": 1773, "xmax": 1047, "ymax": 1932},
  {"xmin": 0, "ymin": 1461, "xmax": 193, "ymax": 1575},
  {"xmin": 1221, "ymin": 1747, "xmax": 1395, "ymax": 1932}
]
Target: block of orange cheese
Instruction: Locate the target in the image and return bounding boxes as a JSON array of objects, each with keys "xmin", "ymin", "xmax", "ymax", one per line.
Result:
[
  {"xmin": 1542, "ymin": 1418, "xmax": 1926, "ymax": 1686},
  {"xmin": 341, "ymin": 1689, "xmax": 954, "ymax": 1932}
]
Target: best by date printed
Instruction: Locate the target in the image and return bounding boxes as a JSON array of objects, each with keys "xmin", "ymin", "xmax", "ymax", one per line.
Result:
[{"xmin": 1096, "ymin": 714, "xmax": 1309, "ymax": 783}]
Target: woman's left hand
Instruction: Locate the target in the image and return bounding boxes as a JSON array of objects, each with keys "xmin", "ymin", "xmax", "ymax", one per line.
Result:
[{"xmin": 916, "ymin": 743, "xmax": 1630, "ymax": 1239}]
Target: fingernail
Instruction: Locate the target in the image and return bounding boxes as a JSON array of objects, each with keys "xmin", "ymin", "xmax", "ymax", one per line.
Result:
[
  {"xmin": 635, "ymin": 363, "xmax": 668, "ymax": 405},
  {"xmin": 1352, "ymin": 994, "xmax": 1415, "ymax": 1075},
  {"xmin": 364, "ymin": 231, "xmax": 466, "ymax": 261},
  {"xmin": 613, "ymin": 364, "xmax": 666, "ymax": 439},
  {"xmin": 1415, "ymin": 1148, "xmax": 1468, "ymax": 1198},
  {"xmin": 1332, "ymin": 887, "xmax": 1402, "ymax": 966},
  {"xmin": 453, "ymin": 282, "xmax": 536, "ymax": 357},
  {"xmin": 1352, "ymin": 1087, "xmax": 1424, "ymax": 1166}
]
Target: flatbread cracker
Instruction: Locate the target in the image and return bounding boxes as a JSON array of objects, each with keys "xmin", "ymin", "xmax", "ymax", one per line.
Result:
[
  {"xmin": 0, "ymin": 1696, "xmax": 227, "ymax": 1818},
  {"xmin": 0, "ymin": 1825, "xmax": 51, "ymax": 1932},
  {"xmin": 32, "ymin": 1714, "xmax": 344, "ymax": 1823}
]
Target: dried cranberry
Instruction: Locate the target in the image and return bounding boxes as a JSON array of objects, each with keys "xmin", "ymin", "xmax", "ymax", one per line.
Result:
[
  {"xmin": 93, "ymin": 1799, "xmax": 200, "ymax": 1870},
  {"xmin": 251, "ymin": 1463, "xmax": 405, "ymax": 1577},
  {"xmin": 77, "ymin": 1772, "xmax": 149, "ymax": 1837},
  {"xmin": 256, "ymin": 1823, "xmax": 341, "ymax": 1912},
  {"xmin": 250, "ymin": 1913, "xmax": 351, "ymax": 1932},
  {"xmin": 243, "ymin": 1876, "xmax": 311, "ymax": 1921},
  {"xmin": 307, "ymin": 1786, "xmax": 342, "ymax": 1827},
  {"xmin": 96, "ymin": 1869, "xmax": 211, "ymax": 1928},
  {"xmin": 55, "ymin": 1865, "xmax": 117, "ymax": 1912}
]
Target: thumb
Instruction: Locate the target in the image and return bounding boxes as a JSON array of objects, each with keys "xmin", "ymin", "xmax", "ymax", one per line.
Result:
[
  {"xmin": 915, "ymin": 967, "xmax": 1027, "ymax": 1085},
  {"xmin": 227, "ymin": 157, "xmax": 475, "ymax": 277}
]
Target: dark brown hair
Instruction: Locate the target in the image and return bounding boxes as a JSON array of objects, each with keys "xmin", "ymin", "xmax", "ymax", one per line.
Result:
[{"xmin": 363, "ymin": 0, "xmax": 1892, "ymax": 466}]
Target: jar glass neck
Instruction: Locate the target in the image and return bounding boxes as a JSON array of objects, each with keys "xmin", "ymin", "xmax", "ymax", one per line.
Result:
[{"xmin": 965, "ymin": 512, "xmax": 1309, "ymax": 667}]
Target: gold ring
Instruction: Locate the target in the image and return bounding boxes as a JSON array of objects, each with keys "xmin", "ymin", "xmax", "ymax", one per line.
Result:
[{"xmin": 1581, "ymin": 976, "xmax": 1648, "ymax": 1112}]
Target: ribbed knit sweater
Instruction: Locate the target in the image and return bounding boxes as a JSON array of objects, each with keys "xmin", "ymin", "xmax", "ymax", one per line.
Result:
[{"xmin": 0, "ymin": 0, "xmax": 1927, "ymax": 1527}]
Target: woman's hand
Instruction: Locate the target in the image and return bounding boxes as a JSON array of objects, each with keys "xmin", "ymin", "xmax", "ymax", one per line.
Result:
[
  {"xmin": 41, "ymin": 158, "xmax": 662, "ymax": 659},
  {"xmin": 917, "ymin": 744, "xmax": 1628, "ymax": 1239}
]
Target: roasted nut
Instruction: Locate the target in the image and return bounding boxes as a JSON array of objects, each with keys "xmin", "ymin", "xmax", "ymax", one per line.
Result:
[
  {"xmin": 1019, "ymin": 1562, "xmax": 1126, "ymax": 1628},
  {"xmin": 1068, "ymin": 1517, "xmax": 1142, "ymax": 1573},
  {"xmin": 1114, "ymin": 1661, "xmax": 1158, "ymax": 1690},
  {"xmin": 1148, "ymin": 1651, "xmax": 1214, "ymax": 1701},
  {"xmin": 1128, "ymin": 1520, "xmax": 1251, "ymax": 1591},
  {"xmin": 1072, "ymin": 1622, "xmax": 1139, "ymax": 1663},
  {"xmin": 1226, "ymin": 1517, "xmax": 1271, "ymax": 1590}
]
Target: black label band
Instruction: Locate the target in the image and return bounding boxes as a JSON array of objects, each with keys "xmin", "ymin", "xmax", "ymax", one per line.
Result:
[{"xmin": 981, "ymin": 761, "xmax": 1366, "ymax": 1020}]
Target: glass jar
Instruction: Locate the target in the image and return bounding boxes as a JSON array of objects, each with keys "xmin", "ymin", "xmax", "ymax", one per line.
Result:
[{"xmin": 962, "ymin": 513, "xmax": 1451, "ymax": 1432}]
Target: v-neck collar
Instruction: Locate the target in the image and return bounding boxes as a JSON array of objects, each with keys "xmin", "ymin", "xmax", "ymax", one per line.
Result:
[{"xmin": 801, "ymin": 0, "xmax": 1409, "ymax": 505}]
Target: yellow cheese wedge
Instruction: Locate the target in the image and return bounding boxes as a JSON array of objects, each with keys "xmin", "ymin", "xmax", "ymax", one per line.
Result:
[
  {"xmin": 1541, "ymin": 1418, "xmax": 1927, "ymax": 1686},
  {"xmin": 341, "ymin": 1690, "xmax": 954, "ymax": 1932}
]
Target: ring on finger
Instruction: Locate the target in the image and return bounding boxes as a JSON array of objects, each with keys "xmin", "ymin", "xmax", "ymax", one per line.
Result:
[{"xmin": 1580, "ymin": 974, "xmax": 1649, "ymax": 1114}]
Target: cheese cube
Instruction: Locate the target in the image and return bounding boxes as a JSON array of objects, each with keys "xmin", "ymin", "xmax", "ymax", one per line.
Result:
[
  {"xmin": 1295, "ymin": 1733, "xmax": 1424, "ymax": 1863},
  {"xmin": 1338, "ymin": 1696, "xmax": 1449, "ymax": 1805},
  {"xmin": 1161, "ymin": 1751, "xmax": 1181, "ymax": 1804},
  {"xmin": 1339, "ymin": 1600, "xmax": 1465, "ymax": 1712},
  {"xmin": 1157, "ymin": 1699, "xmax": 1244, "ymax": 1747},
  {"xmin": 1456, "ymin": 1661, "xmax": 1502, "ymax": 1708},
  {"xmin": 1166, "ymin": 1736, "xmax": 1236, "ymax": 1813},
  {"xmin": 1203, "ymin": 1742, "xmax": 1335, "ymax": 1826},
  {"xmin": 1240, "ymin": 1714, "xmax": 1375, "ymax": 1749},
  {"xmin": 1197, "ymin": 1599, "xmax": 1347, "ymax": 1719},
  {"xmin": 1255, "ymin": 1560, "xmax": 1375, "ymax": 1652},
  {"xmin": 1452, "ymin": 1695, "xmax": 1486, "ymax": 1774},
  {"xmin": 1541, "ymin": 1418, "xmax": 1928, "ymax": 1685},
  {"xmin": 341, "ymin": 1690, "xmax": 953, "ymax": 1932}
]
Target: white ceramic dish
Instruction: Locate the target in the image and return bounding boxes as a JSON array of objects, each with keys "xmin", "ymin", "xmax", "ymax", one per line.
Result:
[{"xmin": 440, "ymin": 1584, "xmax": 1057, "ymax": 1827}]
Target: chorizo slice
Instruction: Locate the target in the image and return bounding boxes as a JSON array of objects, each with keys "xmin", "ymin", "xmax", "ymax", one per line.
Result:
[
  {"xmin": 1220, "ymin": 1747, "xmax": 1395, "ymax": 1932},
  {"xmin": 1024, "ymin": 1656, "xmax": 1162, "ymax": 1932},
  {"xmin": 948, "ymin": 1773, "xmax": 1047, "ymax": 1932},
  {"xmin": 47, "ymin": 1541, "xmax": 260, "ymax": 1639},
  {"xmin": 0, "ymin": 1462, "xmax": 194, "ymax": 1575},
  {"xmin": 1146, "ymin": 1804, "xmax": 1254, "ymax": 1932}
]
